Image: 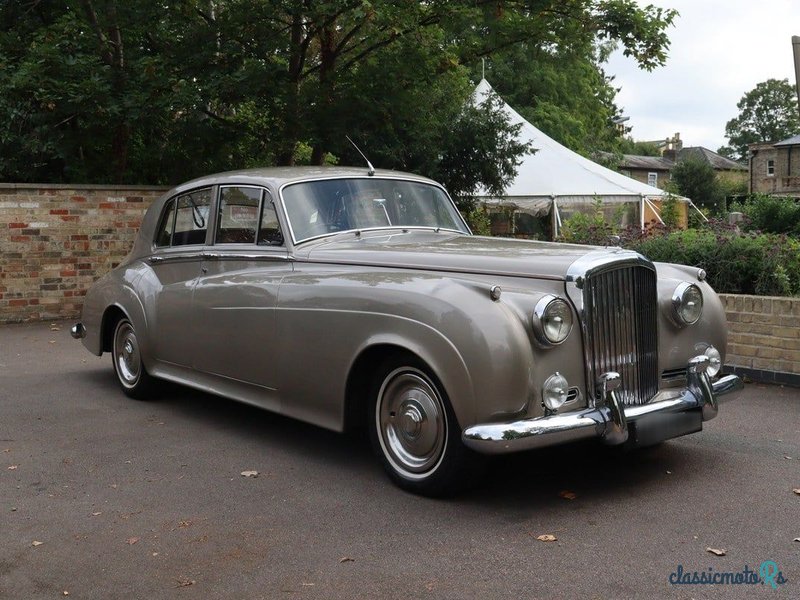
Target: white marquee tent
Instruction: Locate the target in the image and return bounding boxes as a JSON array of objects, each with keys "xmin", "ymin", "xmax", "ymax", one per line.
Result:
[{"xmin": 472, "ymin": 79, "xmax": 692, "ymax": 236}]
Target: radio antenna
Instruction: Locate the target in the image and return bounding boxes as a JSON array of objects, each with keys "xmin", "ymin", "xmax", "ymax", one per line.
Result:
[{"xmin": 346, "ymin": 135, "xmax": 375, "ymax": 176}]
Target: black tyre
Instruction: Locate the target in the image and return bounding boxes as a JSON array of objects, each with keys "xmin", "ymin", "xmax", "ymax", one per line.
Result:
[
  {"xmin": 368, "ymin": 355, "xmax": 486, "ymax": 496},
  {"xmin": 111, "ymin": 317, "xmax": 155, "ymax": 399}
]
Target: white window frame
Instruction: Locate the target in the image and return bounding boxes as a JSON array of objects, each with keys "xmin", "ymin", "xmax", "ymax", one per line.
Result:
[{"xmin": 767, "ymin": 159, "xmax": 775, "ymax": 176}]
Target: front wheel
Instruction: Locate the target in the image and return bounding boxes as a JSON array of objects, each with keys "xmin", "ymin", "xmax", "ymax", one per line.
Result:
[
  {"xmin": 368, "ymin": 357, "xmax": 485, "ymax": 496},
  {"xmin": 112, "ymin": 317, "xmax": 155, "ymax": 399}
]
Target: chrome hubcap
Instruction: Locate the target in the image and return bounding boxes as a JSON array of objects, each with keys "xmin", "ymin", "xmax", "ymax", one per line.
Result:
[
  {"xmin": 114, "ymin": 322, "xmax": 140, "ymax": 388},
  {"xmin": 378, "ymin": 369, "xmax": 446, "ymax": 476}
]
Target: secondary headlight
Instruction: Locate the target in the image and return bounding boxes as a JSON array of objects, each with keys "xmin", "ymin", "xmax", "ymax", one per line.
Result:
[
  {"xmin": 532, "ymin": 295, "xmax": 574, "ymax": 346},
  {"xmin": 542, "ymin": 373, "xmax": 569, "ymax": 411},
  {"xmin": 671, "ymin": 282, "xmax": 703, "ymax": 325}
]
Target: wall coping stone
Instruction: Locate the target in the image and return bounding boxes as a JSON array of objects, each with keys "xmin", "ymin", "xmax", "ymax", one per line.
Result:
[{"xmin": 0, "ymin": 183, "xmax": 171, "ymax": 191}]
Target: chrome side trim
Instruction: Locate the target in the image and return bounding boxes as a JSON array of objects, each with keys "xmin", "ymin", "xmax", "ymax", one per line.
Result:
[
  {"xmin": 462, "ymin": 355, "xmax": 743, "ymax": 455},
  {"xmin": 200, "ymin": 251, "xmax": 292, "ymax": 262},
  {"xmin": 146, "ymin": 253, "xmax": 200, "ymax": 264}
]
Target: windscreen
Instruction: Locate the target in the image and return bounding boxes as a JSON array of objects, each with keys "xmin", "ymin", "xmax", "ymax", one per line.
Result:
[{"xmin": 282, "ymin": 178, "xmax": 469, "ymax": 243}]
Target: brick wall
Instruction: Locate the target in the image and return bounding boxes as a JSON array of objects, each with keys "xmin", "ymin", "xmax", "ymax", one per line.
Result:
[
  {"xmin": 2, "ymin": 187, "xmax": 800, "ymax": 385},
  {"xmin": 0, "ymin": 184, "xmax": 166, "ymax": 323},
  {"xmin": 720, "ymin": 293, "xmax": 800, "ymax": 385}
]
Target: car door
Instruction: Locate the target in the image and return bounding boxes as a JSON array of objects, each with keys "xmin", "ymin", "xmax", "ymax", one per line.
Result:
[
  {"xmin": 147, "ymin": 187, "xmax": 212, "ymax": 367},
  {"xmin": 190, "ymin": 185, "xmax": 292, "ymax": 408}
]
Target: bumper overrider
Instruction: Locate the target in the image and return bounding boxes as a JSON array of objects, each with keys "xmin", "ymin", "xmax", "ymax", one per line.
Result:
[{"xmin": 462, "ymin": 355, "xmax": 743, "ymax": 454}]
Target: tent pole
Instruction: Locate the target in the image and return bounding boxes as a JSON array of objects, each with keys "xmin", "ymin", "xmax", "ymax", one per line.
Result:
[
  {"xmin": 552, "ymin": 196, "xmax": 559, "ymax": 239},
  {"xmin": 688, "ymin": 199, "xmax": 709, "ymax": 222},
  {"xmin": 644, "ymin": 198, "xmax": 665, "ymax": 225},
  {"xmin": 639, "ymin": 195, "xmax": 645, "ymax": 230}
]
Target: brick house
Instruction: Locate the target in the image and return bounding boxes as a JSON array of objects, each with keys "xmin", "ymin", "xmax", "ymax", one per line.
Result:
[
  {"xmin": 749, "ymin": 134, "xmax": 800, "ymax": 196},
  {"xmin": 615, "ymin": 133, "xmax": 748, "ymax": 191}
]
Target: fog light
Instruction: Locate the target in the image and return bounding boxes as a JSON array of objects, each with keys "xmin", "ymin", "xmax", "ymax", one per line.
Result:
[
  {"xmin": 542, "ymin": 373, "xmax": 569, "ymax": 411},
  {"xmin": 704, "ymin": 345, "xmax": 722, "ymax": 377}
]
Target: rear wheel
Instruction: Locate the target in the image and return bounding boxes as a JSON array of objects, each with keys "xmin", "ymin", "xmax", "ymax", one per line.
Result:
[
  {"xmin": 368, "ymin": 356, "xmax": 485, "ymax": 496},
  {"xmin": 112, "ymin": 317, "xmax": 155, "ymax": 399}
]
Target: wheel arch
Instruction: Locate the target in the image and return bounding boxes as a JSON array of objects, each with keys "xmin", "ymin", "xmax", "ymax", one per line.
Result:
[{"xmin": 343, "ymin": 335, "xmax": 473, "ymax": 434}]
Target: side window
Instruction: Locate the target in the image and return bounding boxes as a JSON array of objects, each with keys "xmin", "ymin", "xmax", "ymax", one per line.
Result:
[
  {"xmin": 258, "ymin": 195, "xmax": 284, "ymax": 246},
  {"xmin": 647, "ymin": 172, "xmax": 658, "ymax": 187},
  {"xmin": 154, "ymin": 199, "xmax": 176, "ymax": 247},
  {"xmin": 767, "ymin": 159, "xmax": 775, "ymax": 176},
  {"xmin": 216, "ymin": 187, "xmax": 261, "ymax": 244},
  {"xmin": 173, "ymin": 189, "xmax": 211, "ymax": 246}
]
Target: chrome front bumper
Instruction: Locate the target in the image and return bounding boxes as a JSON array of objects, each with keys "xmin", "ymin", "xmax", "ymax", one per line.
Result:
[{"xmin": 462, "ymin": 355, "xmax": 743, "ymax": 455}]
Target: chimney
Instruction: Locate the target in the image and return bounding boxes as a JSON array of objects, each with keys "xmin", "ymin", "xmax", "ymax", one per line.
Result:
[{"xmin": 662, "ymin": 132, "xmax": 681, "ymax": 162}]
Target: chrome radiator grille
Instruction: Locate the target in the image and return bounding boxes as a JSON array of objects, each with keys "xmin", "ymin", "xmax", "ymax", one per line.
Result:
[{"xmin": 584, "ymin": 265, "xmax": 659, "ymax": 406}]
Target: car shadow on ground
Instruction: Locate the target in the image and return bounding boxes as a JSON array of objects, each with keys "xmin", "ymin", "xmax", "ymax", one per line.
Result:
[{"xmin": 83, "ymin": 365, "xmax": 723, "ymax": 508}]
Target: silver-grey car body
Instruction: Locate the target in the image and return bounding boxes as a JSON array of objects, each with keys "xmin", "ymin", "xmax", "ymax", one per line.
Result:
[{"xmin": 73, "ymin": 166, "xmax": 742, "ymax": 495}]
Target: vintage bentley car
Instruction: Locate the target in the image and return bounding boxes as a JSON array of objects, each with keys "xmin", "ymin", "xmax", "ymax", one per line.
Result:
[{"xmin": 72, "ymin": 167, "xmax": 742, "ymax": 495}]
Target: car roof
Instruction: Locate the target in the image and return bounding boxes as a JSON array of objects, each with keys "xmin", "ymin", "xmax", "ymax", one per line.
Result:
[{"xmin": 169, "ymin": 166, "xmax": 439, "ymax": 196}]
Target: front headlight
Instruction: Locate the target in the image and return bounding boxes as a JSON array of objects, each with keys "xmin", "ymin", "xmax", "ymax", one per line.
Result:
[
  {"xmin": 671, "ymin": 282, "xmax": 703, "ymax": 325},
  {"xmin": 532, "ymin": 295, "xmax": 574, "ymax": 346}
]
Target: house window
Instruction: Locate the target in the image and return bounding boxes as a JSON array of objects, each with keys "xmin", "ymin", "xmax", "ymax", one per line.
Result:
[
  {"xmin": 647, "ymin": 172, "xmax": 658, "ymax": 187},
  {"xmin": 767, "ymin": 159, "xmax": 775, "ymax": 176}
]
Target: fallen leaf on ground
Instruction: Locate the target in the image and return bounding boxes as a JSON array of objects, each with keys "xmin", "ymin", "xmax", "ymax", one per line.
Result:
[
  {"xmin": 126, "ymin": 537, "xmax": 139, "ymax": 545},
  {"xmin": 706, "ymin": 547, "xmax": 726, "ymax": 556},
  {"xmin": 339, "ymin": 557, "xmax": 355, "ymax": 563},
  {"xmin": 301, "ymin": 583, "xmax": 315, "ymax": 587},
  {"xmin": 175, "ymin": 578, "xmax": 195, "ymax": 588},
  {"xmin": 49, "ymin": 340, "xmax": 56, "ymax": 344},
  {"xmin": 785, "ymin": 456, "xmax": 793, "ymax": 460},
  {"xmin": 559, "ymin": 490, "xmax": 577, "ymax": 500},
  {"xmin": 240, "ymin": 470, "xmax": 258, "ymax": 478},
  {"xmin": 536, "ymin": 534, "xmax": 557, "ymax": 542},
  {"xmin": 666, "ymin": 470, "xmax": 672, "ymax": 475},
  {"xmin": 794, "ymin": 538, "xmax": 800, "ymax": 543},
  {"xmin": 7, "ymin": 465, "xmax": 18, "ymax": 470},
  {"xmin": 62, "ymin": 591, "xmax": 69, "ymax": 596},
  {"xmin": 793, "ymin": 489, "xmax": 800, "ymax": 495},
  {"xmin": 91, "ymin": 512, "xmax": 102, "ymax": 516},
  {"xmin": 31, "ymin": 541, "xmax": 43, "ymax": 547}
]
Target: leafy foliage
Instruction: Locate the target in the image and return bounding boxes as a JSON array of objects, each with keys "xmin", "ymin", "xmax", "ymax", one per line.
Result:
[
  {"xmin": 730, "ymin": 194, "xmax": 800, "ymax": 236},
  {"xmin": 670, "ymin": 157, "xmax": 723, "ymax": 211},
  {"xmin": 559, "ymin": 209, "xmax": 800, "ymax": 296},
  {"xmin": 0, "ymin": 0, "xmax": 677, "ymax": 192},
  {"xmin": 618, "ymin": 139, "xmax": 662, "ymax": 156},
  {"xmin": 631, "ymin": 224, "xmax": 800, "ymax": 297},
  {"xmin": 720, "ymin": 79, "xmax": 800, "ymax": 161}
]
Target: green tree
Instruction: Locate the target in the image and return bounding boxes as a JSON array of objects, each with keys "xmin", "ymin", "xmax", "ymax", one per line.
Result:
[
  {"xmin": 720, "ymin": 78, "xmax": 800, "ymax": 160},
  {"xmin": 671, "ymin": 157, "xmax": 722, "ymax": 212},
  {"xmin": 618, "ymin": 139, "xmax": 662, "ymax": 156},
  {"xmin": 0, "ymin": 0, "xmax": 677, "ymax": 189}
]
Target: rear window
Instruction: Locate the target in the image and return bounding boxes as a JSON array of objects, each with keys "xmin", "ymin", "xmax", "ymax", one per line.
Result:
[{"xmin": 154, "ymin": 188, "xmax": 212, "ymax": 247}]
